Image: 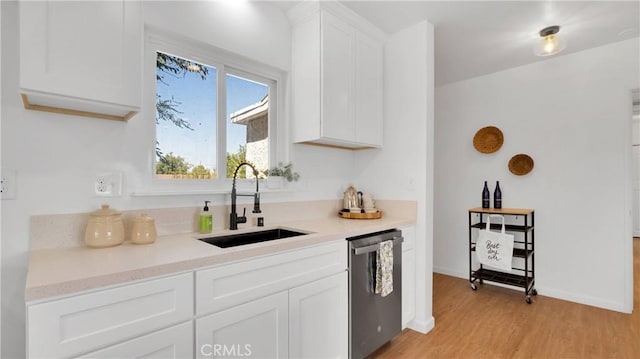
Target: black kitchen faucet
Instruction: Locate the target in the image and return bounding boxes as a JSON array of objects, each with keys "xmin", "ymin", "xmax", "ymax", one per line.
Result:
[{"xmin": 230, "ymin": 162, "xmax": 261, "ymax": 230}]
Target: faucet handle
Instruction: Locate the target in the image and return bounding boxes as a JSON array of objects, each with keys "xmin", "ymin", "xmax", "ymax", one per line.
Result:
[
  {"xmin": 236, "ymin": 208, "xmax": 248, "ymax": 225},
  {"xmin": 253, "ymin": 193, "xmax": 261, "ymax": 213}
]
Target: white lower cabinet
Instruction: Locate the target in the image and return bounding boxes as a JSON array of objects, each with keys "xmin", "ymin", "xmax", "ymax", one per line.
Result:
[
  {"xmin": 196, "ymin": 291, "xmax": 289, "ymax": 359},
  {"xmin": 194, "ymin": 241, "xmax": 348, "ymax": 359},
  {"xmin": 402, "ymin": 247, "xmax": 416, "ymax": 328},
  {"xmin": 195, "ymin": 272, "xmax": 348, "ymax": 359},
  {"xmin": 27, "ymin": 241, "xmax": 349, "ymax": 358},
  {"xmin": 26, "ymin": 273, "xmax": 193, "ymax": 358},
  {"xmin": 289, "ymin": 272, "xmax": 348, "ymax": 359},
  {"xmin": 401, "ymin": 226, "xmax": 416, "ymax": 328},
  {"xmin": 76, "ymin": 321, "xmax": 193, "ymax": 359}
]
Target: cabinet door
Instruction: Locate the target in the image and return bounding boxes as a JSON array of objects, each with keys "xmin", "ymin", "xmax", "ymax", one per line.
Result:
[
  {"xmin": 401, "ymin": 225, "xmax": 416, "ymax": 328},
  {"xmin": 402, "ymin": 248, "xmax": 416, "ymax": 329},
  {"xmin": 354, "ymin": 31, "xmax": 384, "ymax": 147},
  {"xmin": 74, "ymin": 321, "xmax": 193, "ymax": 359},
  {"xmin": 289, "ymin": 272, "xmax": 348, "ymax": 359},
  {"xmin": 19, "ymin": 0, "xmax": 141, "ymax": 115},
  {"xmin": 320, "ymin": 11, "xmax": 354, "ymax": 142},
  {"xmin": 196, "ymin": 292, "xmax": 288, "ymax": 359},
  {"xmin": 27, "ymin": 273, "xmax": 193, "ymax": 358}
]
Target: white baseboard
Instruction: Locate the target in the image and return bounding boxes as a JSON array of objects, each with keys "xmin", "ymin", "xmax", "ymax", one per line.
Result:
[
  {"xmin": 433, "ymin": 266, "xmax": 466, "ymax": 279},
  {"xmin": 536, "ymin": 286, "xmax": 630, "ymax": 314},
  {"xmin": 407, "ymin": 316, "xmax": 435, "ymax": 334}
]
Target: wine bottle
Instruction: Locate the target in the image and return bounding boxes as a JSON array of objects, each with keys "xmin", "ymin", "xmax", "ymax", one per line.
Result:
[
  {"xmin": 482, "ymin": 181, "xmax": 490, "ymax": 209},
  {"xmin": 494, "ymin": 181, "xmax": 502, "ymax": 209}
]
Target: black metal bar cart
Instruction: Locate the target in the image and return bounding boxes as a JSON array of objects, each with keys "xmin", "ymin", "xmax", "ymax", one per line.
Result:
[{"xmin": 468, "ymin": 207, "xmax": 537, "ymax": 303}]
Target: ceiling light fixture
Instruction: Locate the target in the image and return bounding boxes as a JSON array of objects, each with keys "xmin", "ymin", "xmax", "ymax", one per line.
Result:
[{"xmin": 534, "ymin": 25, "xmax": 566, "ymax": 57}]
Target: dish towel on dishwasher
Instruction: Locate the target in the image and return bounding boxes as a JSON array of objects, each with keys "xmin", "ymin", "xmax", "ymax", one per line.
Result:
[{"xmin": 375, "ymin": 240, "xmax": 394, "ymax": 297}]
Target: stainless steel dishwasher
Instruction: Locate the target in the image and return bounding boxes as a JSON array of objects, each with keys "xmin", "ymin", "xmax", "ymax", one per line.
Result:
[{"xmin": 347, "ymin": 229, "xmax": 403, "ymax": 359}]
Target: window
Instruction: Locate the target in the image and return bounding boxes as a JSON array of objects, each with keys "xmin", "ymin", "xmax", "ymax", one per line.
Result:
[
  {"xmin": 226, "ymin": 72, "xmax": 270, "ymax": 179},
  {"xmin": 150, "ymin": 34, "xmax": 279, "ymax": 181}
]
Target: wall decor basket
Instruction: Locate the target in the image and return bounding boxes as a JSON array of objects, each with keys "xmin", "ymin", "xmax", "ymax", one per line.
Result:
[
  {"xmin": 509, "ymin": 154, "xmax": 535, "ymax": 175},
  {"xmin": 473, "ymin": 126, "xmax": 504, "ymax": 154}
]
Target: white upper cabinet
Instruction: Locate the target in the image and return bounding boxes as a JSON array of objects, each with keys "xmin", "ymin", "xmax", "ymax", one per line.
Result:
[
  {"xmin": 289, "ymin": 2, "xmax": 385, "ymax": 149},
  {"xmin": 354, "ymin": 32, "xmax": 384, "ymax": 146},
  {"xmin": 319, "ymin": 12, "xmax": 355, "ymax": 143},
  {"xmin": 19, "ymin": 0, "xmax": 142, "ymax": 121}
]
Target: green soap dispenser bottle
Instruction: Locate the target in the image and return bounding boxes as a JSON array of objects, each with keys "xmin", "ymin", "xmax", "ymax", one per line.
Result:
[{"xmin": 199, "ymin": 201, "xmax": 213, "ymax": 234}]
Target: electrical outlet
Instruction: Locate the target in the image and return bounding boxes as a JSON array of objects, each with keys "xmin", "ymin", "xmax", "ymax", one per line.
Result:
[
  {"xmin": 0, "ymin": 170, "xmax": 17, "ymax": 200},
  {"xmin": 95, "ymin": 172, "xmax": 122, "ymax": 197}
]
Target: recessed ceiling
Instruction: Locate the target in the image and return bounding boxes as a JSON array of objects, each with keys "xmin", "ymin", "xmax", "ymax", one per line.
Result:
[{"xmin": 270, "ymin": 1, "xmax": 640, "ymax": 86}]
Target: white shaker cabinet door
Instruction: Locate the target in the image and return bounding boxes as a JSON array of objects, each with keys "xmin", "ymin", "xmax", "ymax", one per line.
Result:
[
  {"xmin": 402, "ymin": 248, "xmax": 416, "ymax": 329},
  {"xmin": 195, "ymin": 291, "xmax": 289, "ymax": 359},
  {"xmin": 320, "ymin": 11, "xmax": 355, "ymax": 143},
  {"xmin": 74, "ymin": 321, "xmax": 193, "ymax": 359},
  {"xmin": 401, "ymin": 225, "xmax": 416, "ymax": 328},
  {"xmin": 289, "ymin": 272, "xmax": 348, "ymax": 359},
  {"xmin": 19, "ymin": 0, "xmax": 141, "ymax": 119},
  {"xmin": 354, "ymin": 31, "xmax": 383, "ymax": 147}
]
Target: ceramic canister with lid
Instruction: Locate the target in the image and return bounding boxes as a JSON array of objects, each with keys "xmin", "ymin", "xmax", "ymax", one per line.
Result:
[
  {"xmin": 131, "ymin": 213, "xmax": 157, "ymax": 244},
  {"xmin": 84, "ymin": 204, "xmax": 125, "ymax": 248}
]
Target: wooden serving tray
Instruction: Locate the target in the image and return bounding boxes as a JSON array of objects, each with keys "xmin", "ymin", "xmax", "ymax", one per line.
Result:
[{"xmin": 338, "ymin": 210, "xmax": 382, "ymax": 219}]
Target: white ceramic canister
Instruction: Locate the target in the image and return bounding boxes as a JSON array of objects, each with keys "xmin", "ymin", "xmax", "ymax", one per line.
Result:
[
  {"xmin": 84, "ymin": 204, "xmax": 125, "ymax": 248},
  {"xmin": 131, "ymin": 213, "xmax": 157, "ymax": 244}
]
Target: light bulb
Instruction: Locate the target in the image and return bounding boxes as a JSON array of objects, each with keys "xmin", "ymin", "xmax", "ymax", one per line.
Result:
[
  {"xmin": 543, "ymin": 35, "xmax": 557, "ymax": 54},
  {"xmin": 534, "ymin": 25, "xmax": 566, "ymax": 57}
]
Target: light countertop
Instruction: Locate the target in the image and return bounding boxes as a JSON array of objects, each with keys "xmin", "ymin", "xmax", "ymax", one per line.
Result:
[{"xmin": 25, "ymin": 215, "xmax": 414, "ymax": 302}]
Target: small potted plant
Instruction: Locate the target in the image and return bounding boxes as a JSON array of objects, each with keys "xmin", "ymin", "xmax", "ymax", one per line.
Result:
[{"xmin": 267, "ymin": 162, "xmax": 300, "ymax": 188}]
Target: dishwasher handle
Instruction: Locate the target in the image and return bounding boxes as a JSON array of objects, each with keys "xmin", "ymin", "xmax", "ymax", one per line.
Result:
[{"xmin": 353, "ymin": 236, "xmax": 403, "ymax": 255}]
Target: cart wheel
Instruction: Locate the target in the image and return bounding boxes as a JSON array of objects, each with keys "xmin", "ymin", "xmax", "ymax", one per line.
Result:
[
  {"xmin": 532, "ymin": 289, "xmax": 538, "ymax": 296},
  {"xmin": 470, "ymin": 283, "xmax": 477, "ymax": 291},
  {"xmin": 526, "ymin": 296, "xmax": 532, "ymax": 304}
]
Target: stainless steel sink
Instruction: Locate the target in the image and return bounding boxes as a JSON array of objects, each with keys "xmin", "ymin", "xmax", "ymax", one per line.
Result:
[{"xmin": 198, "ymin": 228, "xmax": 307, "ymax": 248}]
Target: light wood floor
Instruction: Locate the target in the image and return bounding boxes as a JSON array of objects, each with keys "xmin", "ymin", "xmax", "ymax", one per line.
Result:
[{"xmin": 371, "ymin": 238, "xmax": 640, "ymax": 358}]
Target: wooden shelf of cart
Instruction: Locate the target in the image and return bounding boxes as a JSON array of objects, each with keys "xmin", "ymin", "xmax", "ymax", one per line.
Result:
[{"xmin": 468, "ymin": 207, "xmax": 537, "ymax": 303}]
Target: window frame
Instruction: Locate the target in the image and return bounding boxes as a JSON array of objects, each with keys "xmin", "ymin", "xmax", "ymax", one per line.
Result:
[{"xmin": 145, "ymin": 28, "xmax": 286, "ymax": 190}]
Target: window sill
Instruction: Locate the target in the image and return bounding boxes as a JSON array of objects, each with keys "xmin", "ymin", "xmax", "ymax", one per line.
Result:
[{"xmin": 130, "ymin": 187, "xmax": 292, "ymax": 197}]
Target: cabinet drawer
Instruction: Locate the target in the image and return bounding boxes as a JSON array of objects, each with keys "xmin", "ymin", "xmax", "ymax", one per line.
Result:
[
  {"xmin": 75, "ymin": 321, "xmax": 193, "ymax": 359},
  {"xmin": 27, "ymin": 273, "xmax": 193, "ymax": 358},
  {"xmin": 196, "ymin": 241, "xmax": 346, "ymax": 315}
]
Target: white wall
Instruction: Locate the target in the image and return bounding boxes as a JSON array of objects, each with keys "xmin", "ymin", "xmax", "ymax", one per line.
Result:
[
  {"xmin": 434, "ymin": 39, "xmax": 640, "ymax": 312},
  {"xmin": 633, "ymin": 116, "xmax": 640, "ymax": 236},
  {"xmin": 354, "ymin": 20, "xmax": 435, "ymax": 333},
  {"xmin": 0, "ymin": 2, "xmax": 355, "ymax": 357},
  {"xmin": 0, "ymin": 1, "xmax": 3, "ymax": 355}
]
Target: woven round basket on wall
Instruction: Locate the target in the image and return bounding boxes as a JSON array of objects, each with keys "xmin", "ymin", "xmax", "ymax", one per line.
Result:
[
  {"xmin": 473, "ymin": 126, "xmax": 504, "ymax": 154},
  {"xmin": 508, "ymin": 154, "xmax": 535, "ymax": 175}
]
